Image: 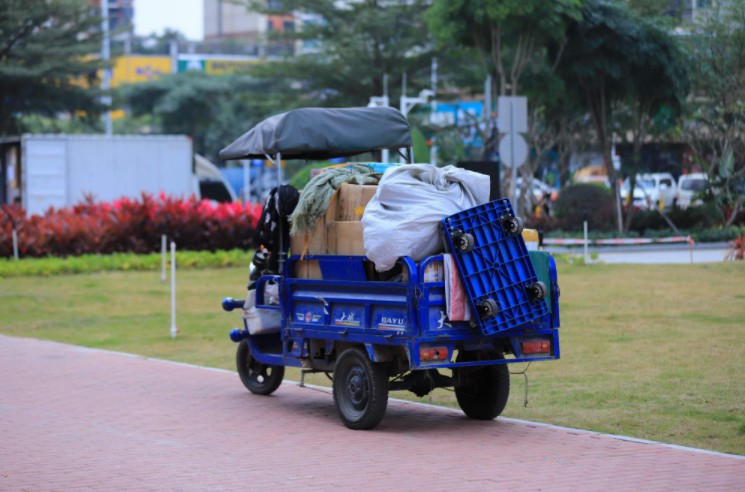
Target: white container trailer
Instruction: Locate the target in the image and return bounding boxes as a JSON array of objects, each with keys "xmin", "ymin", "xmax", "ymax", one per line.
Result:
[{"xmin": 20, "ymin": 134, "xmax": 196, "ymax": 216}]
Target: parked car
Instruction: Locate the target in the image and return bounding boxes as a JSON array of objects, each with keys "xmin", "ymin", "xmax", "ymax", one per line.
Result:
[
  {"xmin": 676, "ymin": 173, "xmax": 708, "ymax": 209},
  {"xmin": 515, "ymin": 177, "xmax": 558, "ymax": 203},
  {"xmin": 620, "ymin": 173, "xmax": 677, "ymax": 211}
]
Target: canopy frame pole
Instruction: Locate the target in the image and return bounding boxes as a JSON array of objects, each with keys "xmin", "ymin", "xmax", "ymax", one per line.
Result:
[{"xmin": 396, "ymin": 147, "xmax": 413, "ymax": 163}]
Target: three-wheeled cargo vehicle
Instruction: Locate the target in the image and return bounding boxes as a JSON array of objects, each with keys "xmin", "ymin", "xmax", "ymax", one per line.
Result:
[{"xmin": 220, "ymin": 107, "xmax": 561, "ymax": 430}]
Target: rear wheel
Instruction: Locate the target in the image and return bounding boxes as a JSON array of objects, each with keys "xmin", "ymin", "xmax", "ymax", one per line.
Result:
[
  {"xmin": 455, "ymin": 353, "xmax": 510, "ymax": 420},
  {"xmin": 236, "ymin": 340, "xmax": 284, "ymax": 395},
  {"xmin": 333, "ymin": 348, "xmax": 389, "ymax": 430}
]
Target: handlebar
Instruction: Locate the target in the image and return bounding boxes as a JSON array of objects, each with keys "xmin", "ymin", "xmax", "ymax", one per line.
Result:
[{"xmin": 221, "ymin": 297, "xmax": 246, "ymax": 312}]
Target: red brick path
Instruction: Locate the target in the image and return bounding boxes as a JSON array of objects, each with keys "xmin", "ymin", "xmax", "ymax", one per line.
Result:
[{"xmin": 1, "ymin": 335, "xmax": 743, "ymax": 491}]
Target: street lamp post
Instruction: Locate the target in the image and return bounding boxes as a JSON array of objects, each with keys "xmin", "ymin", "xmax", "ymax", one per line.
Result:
[{"xmin": 101, "ymin": 0, "xmax": 112, "ymax": 135}]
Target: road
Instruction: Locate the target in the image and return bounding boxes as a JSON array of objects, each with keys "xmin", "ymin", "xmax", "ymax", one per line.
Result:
[{"xmin": 546, "ymin": 242, "xmax": 731, "ymax": 264}]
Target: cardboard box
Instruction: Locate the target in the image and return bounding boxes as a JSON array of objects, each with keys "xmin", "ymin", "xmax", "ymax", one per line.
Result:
[
  {"xmin": 290, "ymin": 193, "xmax": 338, "ymax": 256},
  {"xmin": 327, "ymin": 221, "xmax": 365, "ymax": 255},
  {"xmin": 336, "ymin": 183, "xmax": 378, "ymax": 221},
  {"xmin": 294, "ymin": 259, "xmax": 323, "ymax": 279}
]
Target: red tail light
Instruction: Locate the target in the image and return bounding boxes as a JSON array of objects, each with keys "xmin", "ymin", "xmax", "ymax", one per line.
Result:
[
  {"xmin": 521, "ymin": 340, "xmax": 551, "ymax": 354},
  {"xmin": 420, "ymin": 347, "xmax": 448, "ymax": 362}
]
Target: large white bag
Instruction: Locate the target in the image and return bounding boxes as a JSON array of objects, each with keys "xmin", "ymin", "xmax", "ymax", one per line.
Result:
[
  {"xmin": 242, "ymin": 288, "xmax": 282, "ymax": 335},
  {"xmin": 361, "ymin": 164, "xmax": 490, "ymax": 272}
]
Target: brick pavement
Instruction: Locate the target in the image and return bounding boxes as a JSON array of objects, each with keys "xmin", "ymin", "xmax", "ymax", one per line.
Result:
[{"xmin": 1, "ymin": 334, "xmax": 743, "ymax": 491}]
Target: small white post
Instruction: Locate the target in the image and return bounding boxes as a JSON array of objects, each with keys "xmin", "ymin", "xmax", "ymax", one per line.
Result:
[
  {"xmin": 170, "ymin": 241, "xmax": 178, "ymax": 339},
  {"xmin": 161, "ymin": 234, "xmax": 167, "ymax": 281},
  {"xmin": 583, "ymin": 220, "xmax": 589, "ymax": 263},
  {"xmin": 12, "ymin": 229, "xmax": 19, "ymax": 261},
  {"xmin": 689, "ymin": 237, "xmax": 694, "ymax": 264}
]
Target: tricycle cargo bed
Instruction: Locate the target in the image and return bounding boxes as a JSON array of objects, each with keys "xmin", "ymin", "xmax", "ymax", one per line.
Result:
[{"xmin": 281, "ymin": 251, "xmax": 559, "ymax": 369}]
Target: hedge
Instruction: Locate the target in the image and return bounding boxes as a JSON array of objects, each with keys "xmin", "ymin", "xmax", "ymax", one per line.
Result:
[{"xmin": 0, "ymin": 193, "xmax": 262, "ymax": 258}]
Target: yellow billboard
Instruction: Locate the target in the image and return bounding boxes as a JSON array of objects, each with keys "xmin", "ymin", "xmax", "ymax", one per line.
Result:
[
  {"xmin": 205, "ymin": 59, "xmax": 259, "ymax": 75},
  {"xmin": 110, "ymin": 56, "xmax": 172, "ymax": 87}
]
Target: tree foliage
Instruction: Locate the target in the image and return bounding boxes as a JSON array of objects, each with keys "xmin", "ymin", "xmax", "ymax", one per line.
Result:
[
  {"xmin": 556, "ymin": 0, "xmax": 689, "ymax": 231},
  {"xmin": 427, "ymin": 0, "xmax": 582, "ymax": 97},
  {"xmin": 0, "ymin": 0, "xmax": 103, "ymax": 135},
  {"xmin": 243, "ymin": 0, "xmax": 435, "ymax": 108},
  {"xmin": 118, "ymin": 71, "xmax": 295, "ymax": 159},
  {"xmin": 685, "ymin": 0, "xmax": 745, "ymax": 106},
  {"xmin": 682, "ymin": 0, "xmax": 745, "ymax": 226}
]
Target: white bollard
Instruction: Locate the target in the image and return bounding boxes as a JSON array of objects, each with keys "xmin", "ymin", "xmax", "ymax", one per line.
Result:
[
  {"xmin": 170, "ymin": 241, "xmax": 178, "ymax": 339},
  {"xmin": 161, "ymin": 234, "xmax": 167, "ymax": 281},
  {"xmin": 583, "ymin": 220, "xmax": 589, "ymax": 264},
  {"xmin": 12, "ymin": 229, "xmax": 19, "ymax": 261},
  {"xmin": 689, "ymin": 237, "xmax": 694, "ymax": 264}
]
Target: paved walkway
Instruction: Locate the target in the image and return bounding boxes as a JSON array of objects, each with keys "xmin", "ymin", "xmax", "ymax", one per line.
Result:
[{"xmin": 1, "ymin": 335, "xmax": 743, "ymax": 491}]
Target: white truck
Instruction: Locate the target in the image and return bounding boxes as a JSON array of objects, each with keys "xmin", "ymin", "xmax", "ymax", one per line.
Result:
[{"xmin": 0, "ymin": 134, "xmax": 220, "ymax": 216}]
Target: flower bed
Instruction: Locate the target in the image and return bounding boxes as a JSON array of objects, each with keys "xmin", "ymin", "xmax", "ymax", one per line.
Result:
[{"xmin": 0, "ymin": 193, "xmax": 262, "ymax": 258}]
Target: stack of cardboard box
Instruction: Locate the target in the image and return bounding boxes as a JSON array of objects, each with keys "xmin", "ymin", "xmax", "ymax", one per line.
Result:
[{"xmin": 291, "ymin": 183, "xmax": 377, "ymax": 278}]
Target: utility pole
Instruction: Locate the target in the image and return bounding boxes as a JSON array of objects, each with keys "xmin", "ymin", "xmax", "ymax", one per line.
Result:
[
  {"xmin": 367, "ymin": 74, "xmax": 390, "ymax": 162},
  {"xmin": 101, "ymin": 0, "xmax": 112, "ymax": 136}
]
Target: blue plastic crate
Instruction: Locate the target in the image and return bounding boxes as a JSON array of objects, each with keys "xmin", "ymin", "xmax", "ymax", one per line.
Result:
[{"xmin": 442, "ymin": 199, "xmax": 548, "ymax": 335}]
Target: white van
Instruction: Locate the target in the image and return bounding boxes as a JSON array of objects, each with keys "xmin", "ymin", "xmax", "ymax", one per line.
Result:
[{"xmin": 676, "ymin": 173, "xmax": 708, "ymax": 209}]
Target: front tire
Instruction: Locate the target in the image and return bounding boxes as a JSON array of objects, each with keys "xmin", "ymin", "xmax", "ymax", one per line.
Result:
[
  {"xmin": 236, "ymin": 340, "xmax": 284, "ymax": 395},
  {"xmin": 455, "ymin": 353, "xmax": 510, "ymax": 420},
  {"xmin": 333, "ymin": 348, "xmax": 389, "ymax": 430}
]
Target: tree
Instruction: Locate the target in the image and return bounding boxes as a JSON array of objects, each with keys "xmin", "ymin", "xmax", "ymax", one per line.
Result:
[
  {"xmin": 682, "ymin": 0, "xmax": 745, "ymax": 226},
  {"xmin": 0, "ymin": 0, "xmax": 103, "ymax": 135},
  {"xmin": 242, "ymin": 0, "xmax": 435, "ymax": 108},
  {"xmin": 427, "ymin": 0, "xmax": 582, "ymax": 201},
  {"xmin": 427, "ymin": 0, "xmax": 582, "ymax": 98},
  {"xmin": 555, "ymin": 0, "xmax": 688, "ymax": 232},
  {"xmin": 118, "ymin": 71, "xmax": 295, "ymax": 159}
]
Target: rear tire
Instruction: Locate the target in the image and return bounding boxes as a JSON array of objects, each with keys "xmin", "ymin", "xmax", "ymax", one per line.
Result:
[
  {"xmin": 333, "ymin": 348, "xmax": 389, "ymax": 430},
  {"xmin": 455, "ymin": 354, "xmax": 510, "ymax": 420},
  {"xmin": 236, "ymin": 340, "xmax": 284, "ymax": 395}
]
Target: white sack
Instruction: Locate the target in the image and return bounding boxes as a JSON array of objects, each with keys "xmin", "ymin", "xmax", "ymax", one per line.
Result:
[
  {"xmin": 242, "ymin": 289, "xmax": 282, "ymax": 335},
  {"xmin": 362, "ymin": 164, "xmax": 490, "ymax": 272}
]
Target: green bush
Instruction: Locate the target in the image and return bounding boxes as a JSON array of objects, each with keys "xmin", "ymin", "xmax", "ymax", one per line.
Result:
[
  {"xmin": 630, "ymin": 204, "xmax": 720, "ymax": 233},
  {"xmin": 554, "ymin": 184, "xmax": 616, "ymax": 232}
]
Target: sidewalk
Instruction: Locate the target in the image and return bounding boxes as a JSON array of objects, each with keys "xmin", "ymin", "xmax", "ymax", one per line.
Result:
[{"xmin": 1, "ymin": 334, "xmax": 743, "ymax": 491}]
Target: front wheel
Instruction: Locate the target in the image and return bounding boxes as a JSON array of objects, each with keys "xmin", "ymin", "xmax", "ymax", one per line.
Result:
[
  {"xmin": 333, "ymin": 348, "xmax": 389, "ymax": 430},
  {"xmin": 236, "ymin": 340, "xmax": 284, "ymax": 395},
  {"xmin": 454, "ymin": 354, "xmax": 510, "ymax": 420}
]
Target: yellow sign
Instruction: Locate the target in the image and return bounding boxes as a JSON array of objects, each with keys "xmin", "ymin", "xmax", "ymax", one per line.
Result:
[
  {"xmin": 205, "ymin": 59, "xmax": 258, "ymax": 75},
  {"xmin": 110, "ymin": 56, "xmax": 172, "ymax": 87}
]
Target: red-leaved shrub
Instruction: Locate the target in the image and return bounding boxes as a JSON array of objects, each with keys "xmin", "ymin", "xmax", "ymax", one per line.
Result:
[{"xmin": 0, "ymin": 193, "xmax": 262, "ymax": 258}]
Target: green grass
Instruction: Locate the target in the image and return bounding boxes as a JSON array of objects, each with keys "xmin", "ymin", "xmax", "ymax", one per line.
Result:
[
  {"xmin": 1, "ymin": 262, "xmax": 744, "ymax": 455},
  {"xmin": 0, "ymin": 249, "xmax": 252, "ymax": 278}
]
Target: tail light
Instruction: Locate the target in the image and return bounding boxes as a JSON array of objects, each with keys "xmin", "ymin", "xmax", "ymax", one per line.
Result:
[
  {"xmin": 521, "ymin": 340, "xmax": 551, "ymax": 355},
  {"xmin": 420, "ymin": 347, "xmax": 449, "ymax": 362}
]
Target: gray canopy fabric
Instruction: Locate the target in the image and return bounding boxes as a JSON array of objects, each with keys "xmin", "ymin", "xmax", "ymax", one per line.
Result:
[{"xmin": 219, "ymin": 106, "xmax": 412, "ymax": 161}]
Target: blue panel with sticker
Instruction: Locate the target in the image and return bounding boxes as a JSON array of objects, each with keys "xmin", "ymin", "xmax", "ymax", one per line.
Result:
[
  {"xmin": 372, "ymin": 307, "xmax": 407, "ymax": 333},
  {"xmin": 294, "ymin": 302, "xmax": 326, "ymax": 325},
  {"xmin": 331, "ymin": 304, "xmax": 366, "ymax": 329}
]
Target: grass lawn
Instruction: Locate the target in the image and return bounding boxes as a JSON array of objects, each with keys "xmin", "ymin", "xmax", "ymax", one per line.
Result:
[{"xmin": 1, "ymin": 261, "xmax": 744, "ymax": 455}]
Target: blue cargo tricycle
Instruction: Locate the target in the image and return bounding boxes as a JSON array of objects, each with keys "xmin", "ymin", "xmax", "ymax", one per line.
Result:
[{"xmin": 220, "ymin": 107, "xmax": 561, "ymax": 430}]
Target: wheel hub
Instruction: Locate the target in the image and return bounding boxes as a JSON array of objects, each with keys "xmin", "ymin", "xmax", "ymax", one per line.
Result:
[{"xmin": 347, "ymin": 369, "xmax": 368, "ymax": 409}]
